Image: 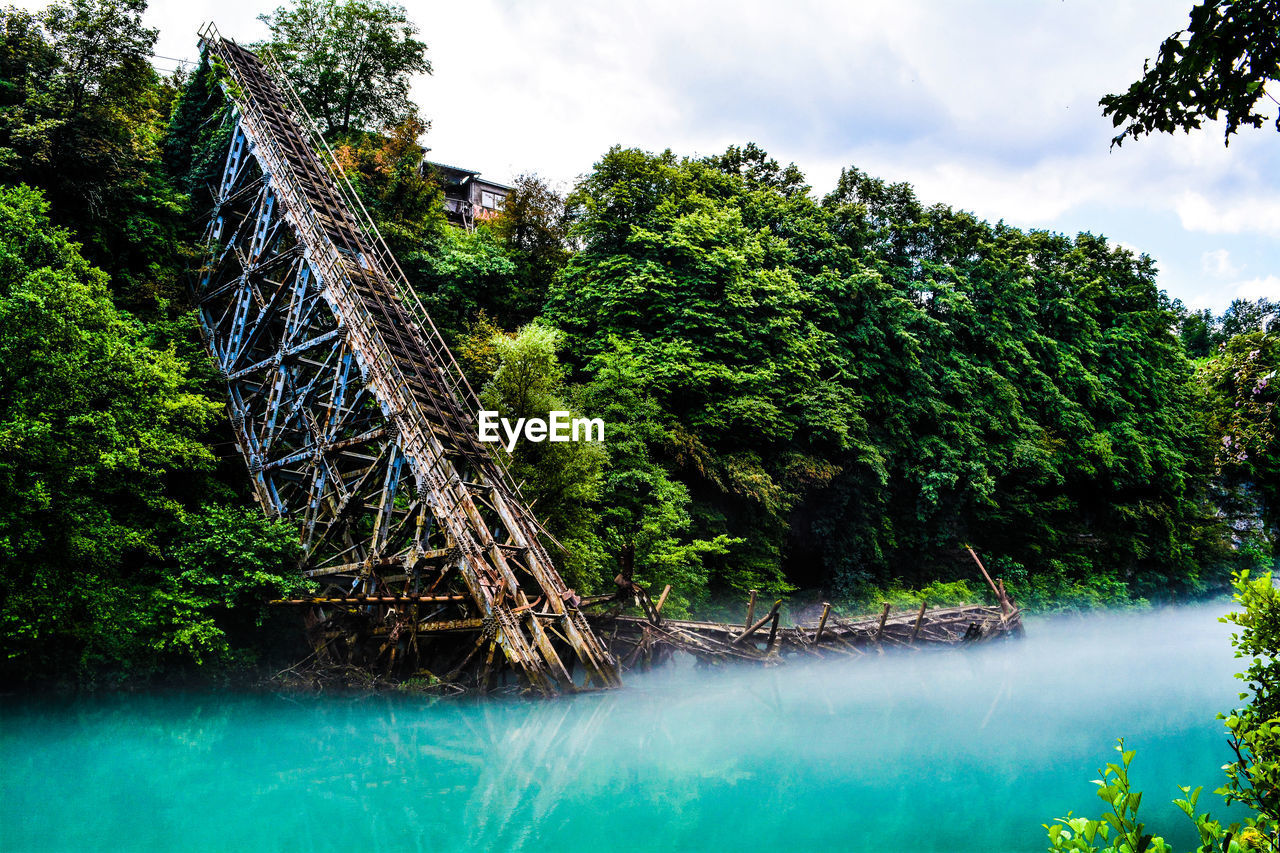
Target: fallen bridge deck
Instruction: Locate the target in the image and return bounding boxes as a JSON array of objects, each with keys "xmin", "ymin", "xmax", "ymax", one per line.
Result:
[{"xmin": 587, "ymin": 591, "xmax": 1022, "ymax": 671}]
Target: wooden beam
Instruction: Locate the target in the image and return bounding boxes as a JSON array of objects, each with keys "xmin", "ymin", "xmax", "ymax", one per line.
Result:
[
  {"xmin": 404, "ymin": 617, "xmax": 484, "ymax": 635},
  {"xmin": 655, "ymin": 584, "xmax": 672, "ymax": 615},
  {"xmin": 876, "ymin": 602, "xmax": 891, "ymax": 638},
  {"xmin": 813, "ymin": 602, "xmax": 831, "ymax": 644},
  {"xmin": 911, "ymin": 601, "xmax": 928, "ymax": 642},
  {"xmin": 303, "ymin": 558, "xmax": 401, "ymax": 578},
  {"xmin": 732, "ymin": 598, "xmax": 781, "ymax": 645},
  {"xmin": 271, "ymin": 594, "xmax": 467, "ymax": 605},
  {"xmin": 966, "ymin": 545, "xmax": 1011, "ymax": 616}
]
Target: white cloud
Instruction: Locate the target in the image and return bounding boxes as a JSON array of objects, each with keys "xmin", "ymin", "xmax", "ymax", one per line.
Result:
[
  {"xmin": 1113, "ymin": 239, "xmax": 1145, "ymax": 257},
  {"xmin": 1202, "ymin": 249, "xmax": 1240, "ymax": 278},
  {"xmin": 11, "ymin": 0, "xmax": 1279, "ymax": 311},
  {"xmin": 1230, "ymin": 275, "xmax": 1280, "ymax": 303},
  {"xmin": 1185, "ymin": 293, "xmax": 1222, "ymax": 312},
  {"xmin": 1176, "ymin": 192, "xmax": 1280, "ymax": 238},
  {"xmin": 1189, "ymin": 275, "xmax": 1280, "ymax": 312}
]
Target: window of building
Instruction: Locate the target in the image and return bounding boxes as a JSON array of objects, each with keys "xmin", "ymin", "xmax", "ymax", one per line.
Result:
[{"xmin": 481, "ymin": 191, "xmax": 502, "ymax": 210}]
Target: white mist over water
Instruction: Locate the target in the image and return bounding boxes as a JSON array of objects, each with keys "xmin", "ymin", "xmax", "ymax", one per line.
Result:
[{"xmin": 0, "ymin": 602, "xmax": 1247, "ymax": 852}]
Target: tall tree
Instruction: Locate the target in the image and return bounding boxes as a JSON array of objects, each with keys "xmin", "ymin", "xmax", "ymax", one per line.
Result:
[
  {"xmin": 258, "ymin": 0, "xmax": 430, "ymax": 136},
  {"xmin": 330, "ymin": 112, "xmax": 446, "ymax": 248},
  {"xmin": 0, "ymin": 0, "xmax": 188, "ymax": 306},
  {"xmin": 463, "ymin": 320, "xmax": 609, "ymax": 592},
  {"xmin": 491, "ymin": 173, "xmax": 572, "ymax": 324},
  {"xmin": 0, "ymin": 184, "xmax": 307, "ymax": 682},
  {"xmin": 39, "ymin": 0, "xmax": 155, "ymax": 116},
  {"xmin": 1101, "ymin": 0, "xmax": 1280, "ymax": 145}
]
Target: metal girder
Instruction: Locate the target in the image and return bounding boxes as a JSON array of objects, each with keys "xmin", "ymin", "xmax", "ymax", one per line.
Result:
[{"xmin": 193, "ymin": 24, "xmax": 620, "ymax": 694}]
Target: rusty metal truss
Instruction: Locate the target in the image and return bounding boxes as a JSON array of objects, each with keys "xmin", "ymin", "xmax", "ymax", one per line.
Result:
[{"xmin": 193, "ymin": 25, "xmax": 619, "ymax": 695}]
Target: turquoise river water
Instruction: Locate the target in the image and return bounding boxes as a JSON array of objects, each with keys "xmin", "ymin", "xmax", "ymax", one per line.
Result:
[{"xmin": 0, "ymin": 602, "xmax": 1250, "ymax": 851}]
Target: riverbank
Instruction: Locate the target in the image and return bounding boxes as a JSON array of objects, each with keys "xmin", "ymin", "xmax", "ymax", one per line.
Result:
[{"xmin": 4, "ymin": 572, "xmax": 1233, "ymax": 695}]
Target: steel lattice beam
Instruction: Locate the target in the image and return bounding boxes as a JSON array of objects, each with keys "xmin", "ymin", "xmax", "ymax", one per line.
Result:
[{"xmin": 193, "ymin": 25, "xmax": 620, "ymax": 694}]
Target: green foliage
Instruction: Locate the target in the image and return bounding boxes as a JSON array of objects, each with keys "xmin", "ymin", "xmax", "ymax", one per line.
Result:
[
  {"xmin": 1006, "ymin": 571, "xmax": 1146, "ymax": 613},
  {"xmin": 409, "ymin": 225, "xmax": 520, "ymax": 342},
  {"xmin": 1042, "ymin": 571, "xmax": 1280, "ymax": 852},
  {"xmin": 1220, "ymin": 299, "xmax": 1280, "ymax": 342},
  {"xmin": 1173, "ymin": 297, "xmax": 1280, "ymax": 359},
  {"xmin": 162, "ymin": 504, "xmax": 309, "ymax": 667},
  {"xmin": 1177, "ymin": 305, "xmax": 1216, "ymax": 359},
  {"xmin": 838, "ymin": 579, "xmax": 984, "ymax": 616},
  {"xmin": 822, "ymin": 166, "xmax": 1227, "ymax": 599},
  {"xmin": 0, "ymin": 0, "xmax": 189, "ymax": 307},
  {"xmin": 549, "ymin": 145, "xmax": 854, "ymax": 595},
  {"xmin": 1202, "ymin": 333, "xmax": 1279, "ymax": 475},
  {"xmin": 1101, "ymin": 0, "xmax": 1280, "ymax": 145},
  {"xmin": 837, "ymin": 575, "xmax": 1143, "ymax": 619},
  {"xmin": 1221, "ymin": 570, "xmax": 1280, "ymax": 823},
  {"xmin": 1045, "ymin": 742, "xmax": 1172, "ymax": 853},
  {"xmin": 164, "ymin": 54, "xmax": 233, "ymax": 203},
  {"xmin": 258, "ymin": 0, "xmax": 430, "ymax": 136},
  {"xmin": 544, "ymin": 143, "xmax": 1229, "ymax": 605},
  {"xmin": 330, "ymin": 115, "xmax": 446, "ymax": 251},
  {"xmin": 460, "ymin": 322, "xmax": 737, "ymax": 612},
  {"xmin": 1, "ymin": 0, "xmax": 1268, "ymax": 687},
  {"xmin": 490, "ymin": 173, "xmax": 572, "ymax": 326},
  {"xmin": 1198, "ymin": 329, "xmax": 1280, "ymax": 540},
  {"xmin": 469, "ymin": 321, "xmax": 608, "ymax": 593},
  {"xmin": 0, "ymin": 183, "xmax": 215, "ymax": 582},
  {"xmin": 0, "ymin": 183, "xmax": 202, "ymax": 677},
  {"xmin": 1042, "ymin": 741, "xmax": 1250, "ymax": 853},
  {"xmin": 703, "ymin": 142, "xmax": 809, "ymax": 198},
  {"xmin": 0, "ymin": 183, "xmax": 302, "ymax": 683},
  {"xmin": 578, "ymin": 340, "xmax": 737, "ymax": 614}
]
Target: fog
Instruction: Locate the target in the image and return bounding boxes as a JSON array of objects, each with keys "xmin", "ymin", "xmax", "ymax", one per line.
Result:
[{"xmin": 0, "ymin": 602, "xmax": 1247, "ymax": 852}]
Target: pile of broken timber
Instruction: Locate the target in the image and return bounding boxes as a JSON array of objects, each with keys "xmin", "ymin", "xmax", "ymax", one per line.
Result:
[{"xmin": 588, "ymin": 567, "xmax": 1022, "ymax": 671}]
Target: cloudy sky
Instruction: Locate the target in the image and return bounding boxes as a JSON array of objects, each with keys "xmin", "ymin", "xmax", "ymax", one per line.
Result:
[{"xmin": 40, "ymin": 0, "xmax": 1280, "ymax": 311}]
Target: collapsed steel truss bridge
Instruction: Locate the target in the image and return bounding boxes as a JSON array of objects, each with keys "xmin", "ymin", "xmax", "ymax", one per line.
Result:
[
  {"xmin": 193, "ymin": 25, "xmax": 620, "ymax": 695},
  {"xmin": 192, "ymin": 26, "xmax": 1024, "ymax": 695}
]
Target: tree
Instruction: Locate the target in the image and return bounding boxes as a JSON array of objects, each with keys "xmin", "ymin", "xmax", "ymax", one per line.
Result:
[
  {"xmin": 1199, "ymin": 328, "xmax": 1280, "ymax": 527},
  {"xmin": 331, "ymin": 112, "xmax": 446, "ymax": 250},
  {"xmin": 1101, "ymin": 0, "xmax": 1280, "ymax": 145},
  {"xmin": 164, "ymin": 54, "xmax": 234, "ymax": 201},
  {"xmin": 0, "ymin": 0, "xmax": 189, "ymax": 307},
  {"xmin": 0, "ymin": 184, "xmax": 306, "ymax": 683},
  {"xmin": 39, "ymin": 0, "xmax": 156, "ymax": 117},
  {"xmin": 703, "ymin": 141, "xmax": 809, "ymax": 198},
  {"xmin": 1220, "ymin": 297, "xmax": 1280, "ymax": 340},
  {"xmin": 259, "ymin": 0, "xmax": 430, "ymax": 137},
  {"xmin": 820, "ymin": 166, "xmax": 1233, "ymax": 601},
  {"xmin": 0, "ymin": 183, "xmax": 211, "ymax": 678},
  {"xmin": 491, "ymin": 173, "xmax": 572, "ymax": 325},
  {"xmin": 543, "ymin": 142, "xmax": 1230, "ymax": 604},
  {"xmin": 549, "ymin": 145, "xmax": 851, "ymax": 596},
  {"xmin": 466, "ymin": 320, "xmax": 608, "ymax": 593},
  {"xmin": 1174, "ymin": 302, "xmax": 1216, "ymax": 358},
  {"xmin": 407, "ymin": 225, "xmax": 519, "ymax": 343},
  {"xmin": 0, "ymin": 8, "xmax": 59, "ymax": 177},
  {"xmin": 579, "ymin": 340, "xmax": 736, "ymax": 614}
]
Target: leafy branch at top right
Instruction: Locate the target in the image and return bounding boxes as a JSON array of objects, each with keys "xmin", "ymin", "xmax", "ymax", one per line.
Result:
[{"xmin": 1101, "ymin": 0, "xmax": 1280, "ymax": 146}]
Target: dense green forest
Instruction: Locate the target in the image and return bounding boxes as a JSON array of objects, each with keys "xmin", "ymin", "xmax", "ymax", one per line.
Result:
[{"xmin": 1, "ymin": 0, "xmax": 1278, "ymax": 686}]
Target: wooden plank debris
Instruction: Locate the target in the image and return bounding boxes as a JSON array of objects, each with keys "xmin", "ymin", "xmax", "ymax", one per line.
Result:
[{"xmin": 585, "ymin": 575, "xmax": 1022, "ymax": 671}]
